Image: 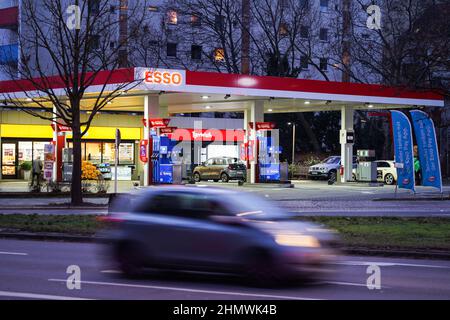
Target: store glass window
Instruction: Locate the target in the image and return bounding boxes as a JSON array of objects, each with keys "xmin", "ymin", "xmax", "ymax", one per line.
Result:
[
  {"xmin": 102, "ymin": 143, "xmax": 116, "ymax": 163},
  {"xmin": 33, "ymin": 142, "xmax": 47, "ymax": 161},
  {"xmin": 18, "ymin": 141, "xmax": 33, "ymax": 164},
  {"xmin": 85, "ymin": 142, "xmax": 102, "ymax": 164},
  {"xmin": 119, "ymin": 143, "xmax": 134, "ymax": 165}
]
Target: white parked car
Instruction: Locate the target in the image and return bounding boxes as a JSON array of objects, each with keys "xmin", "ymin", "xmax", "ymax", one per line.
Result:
[
  {"xmin": 375, "ymin": 160, "xmax": 397, "ymax": 185},
  {"xmin": 352, "ymin": 160, "xmax": 397, "ymax": 185}
]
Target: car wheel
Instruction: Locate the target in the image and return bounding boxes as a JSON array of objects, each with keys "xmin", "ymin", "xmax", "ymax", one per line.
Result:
[
  {"xmin": 352, "ymin": 173, "xmax": 357, "ymax": 182},
  {"xmin": 328, "ymin": 170, "xmax": 337, "ymax": 181},
  {"xmin": 193, "ymin": 172, "xmax": 201, "ymax": 182},
  {"xmin": 115, "ymin": 242, "xmax": 145, "ymax": 278},
  {"xmin": 221, "ymin": 173, "xmax": 229, "ymax": 183},
  {"xmin": 384, "ymin": 173, "xmax": 395, "ymax": 185}
]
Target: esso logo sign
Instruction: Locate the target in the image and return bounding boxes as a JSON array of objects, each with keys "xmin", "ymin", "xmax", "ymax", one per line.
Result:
[{"xmin": 145, "ymin": 70, "xmax": 183, "ymax": 86}]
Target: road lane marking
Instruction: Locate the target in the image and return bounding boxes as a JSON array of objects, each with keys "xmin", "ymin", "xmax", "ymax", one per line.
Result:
[
  {"xmin": 48, "ymin": 279, "xmax": 319, "ymax": 300},
  {"xmin": 335, "ymin": 261, "xmax": 450, "ymax": 269},
  {"xmin": 0, "ymin": 290, "xmax": 91, "ymax": 300},
  {"xmin": 0, "ymin": 251, "xmax": 28, "ymax": 256},
  {"xmin": 324, "ymin": 281, "xmax": 390, "ymax": 289}
]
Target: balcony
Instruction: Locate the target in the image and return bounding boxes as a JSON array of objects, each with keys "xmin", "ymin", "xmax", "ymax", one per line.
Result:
[
  {"xmin": 0, "ymin": 6, "xmax": 18, "ymax": 28},
  {"xmin": 0, "ymin": 43, "xmax": 18, "ymax": 64}
]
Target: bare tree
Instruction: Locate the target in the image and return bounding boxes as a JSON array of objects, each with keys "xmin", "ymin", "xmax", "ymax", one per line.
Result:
[{"xmin": 1, "ymin": 0, "xmax": 148, "ymax": 205}]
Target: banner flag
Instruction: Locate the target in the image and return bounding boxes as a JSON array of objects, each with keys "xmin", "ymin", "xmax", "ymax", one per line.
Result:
[
  {"xmin": 391, "ymin": 111, "xmax": 415, "ymax": 192},
  {"xmin": 410, "ymin": 110, "xmax": 443, "ymax": 193}
]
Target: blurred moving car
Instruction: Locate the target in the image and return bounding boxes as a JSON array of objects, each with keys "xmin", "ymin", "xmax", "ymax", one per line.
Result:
[
  {"xmin": 375, "ymin": 160, "xmax": 397, "ymax": 185},
  {"xmin": 308, "ymin": 156, "xmax": 357, "ymax": 180},
  {"xmin": 102, "ymin": 187, "xmax": 339, "ymax": 285},
  {"xmin": 193, "ymin": 157, "xmax": 246, "ymax": 183}
]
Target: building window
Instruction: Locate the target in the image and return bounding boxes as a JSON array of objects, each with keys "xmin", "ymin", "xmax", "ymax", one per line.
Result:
[
  {"xmin": 191, "ymin": 13, "xmax": 202, "ymax": 27},
  {"xmin": 167, "ymin": 10, "xmax": 178, "ymax": 25},
  {"xmin": 167, "ymin": 43, "xmax": 177, "ymax": 57},
  {"xmin": 88, "ymin": 0, "xmax": 100, "ymax": 14},
  {"xmin": 300, "ymin": 55, "xmax": 309, "ymax": 69},
  {"xmin": 149, "ymin": 6, "xmax": 159, "ymax": 12},
  {"xmin": 319, "ymin": 28, "xmax": 328, "ymax": 41},
  {"xmin": 215, "ymin": 15, "xmax": 225, "ymax": 31},
  {"xmin": 214, "ymin": 48, "xmax": 225, "ymax": 62},
  {"xmin": 300, "ymin": 25, "xmax": 309, "ymax": 38},
  {"xmin": 279, "ymin": 23, "xmax": 289, "ymax": 36},
  {"xmin": 320, "ymin": 58, "xmax": 328, "ymax": 71},
  {"xmin": 320, "ymin": 0, "xmax": 329, "ymax": 9},
  {"xmin": 191, "ymin": 45, "xmax": 202, "ymax": 60},
  {"xmin": 90, "ymin": 35, "xmax": 100, "ymax": 50}
]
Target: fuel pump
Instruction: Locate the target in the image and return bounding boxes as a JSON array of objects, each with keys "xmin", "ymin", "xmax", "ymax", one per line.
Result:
[
  {"xmin": 151, "ymin": 135, "xmax": 182, "ymax": 184},
  {"xmin": 258, "ymin": 135, "xmax": 282, "ymax": 182}
]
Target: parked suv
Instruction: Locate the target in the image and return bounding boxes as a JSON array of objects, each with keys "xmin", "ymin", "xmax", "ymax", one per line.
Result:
[
  {"xmin": 193, "ymin": 157, "xmax": 246, "ymax": 183},
  {"xmin": 308, "ymin": 156, "xmax": 357, "ymax": 180}
]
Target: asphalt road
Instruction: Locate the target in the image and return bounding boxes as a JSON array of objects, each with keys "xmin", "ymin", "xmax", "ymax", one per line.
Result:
[{"xmin": 0, "ymin": 239, "xmax": 450, "ymax": 300}]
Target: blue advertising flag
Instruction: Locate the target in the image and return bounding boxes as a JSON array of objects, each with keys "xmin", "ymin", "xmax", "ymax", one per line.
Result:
[
  {"xmin": 391, "ymin": 111, "xmax": 415, "ymax": 192},
  {"xmin": 410, "ymin": 110, "xmax": 443, "ymax": 193}
]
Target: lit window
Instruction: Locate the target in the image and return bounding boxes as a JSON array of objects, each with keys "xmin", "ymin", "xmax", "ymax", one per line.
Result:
[
  {"xmin": 279, "ymin": 23, "xmax": 289, "ymax": 36},
  {"xmin": 149, "ymin": 6, "xmax": 159, "ymax": 12},
  {"xmin": 167, "ymin": 10, "xmax": 178, "ymax": 25},
  {"xmin": 191, "ymin": 13, "xmax": 202, "ymax": 27},
  {"xmin": 214, "ymin": 48, "xmax": 225, "ymax": 62}
]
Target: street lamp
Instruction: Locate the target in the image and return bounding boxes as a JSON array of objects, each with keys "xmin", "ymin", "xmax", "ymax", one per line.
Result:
[{"xmin": 288, "ymin": 122, "xmax": 297, "ymax": 164}]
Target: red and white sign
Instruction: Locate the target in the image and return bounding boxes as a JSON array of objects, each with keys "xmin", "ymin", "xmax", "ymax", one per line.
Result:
[
  {"xmin": 51, "ymin": 124, "xmax": 72, "ymax": 132},
  {"xmin": 170, "ymin": 129, "xmax": 245, "ymax": 142},
  {"xmin": 249, "ymin": 122, "xmax": 277, "ymax": 130},
  {"xmin": 144, "ymin": 70, "xmax": 183, "ymax": 86},
  {"xmin": 139, "ymin": 140, "xmax": 149, "ymax": 163},
  {"xmin": 160, "ymin": 127, "xmax": 177, "ymax": 135},
  {"xmin": 142, "ymin": 118, "xmax": 171, "ymax": 128}
]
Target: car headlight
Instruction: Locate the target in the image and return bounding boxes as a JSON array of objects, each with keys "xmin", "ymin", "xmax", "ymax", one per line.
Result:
[{"xmin": 274, "ymin": 234, "xmax": 321, "ymax": 248}]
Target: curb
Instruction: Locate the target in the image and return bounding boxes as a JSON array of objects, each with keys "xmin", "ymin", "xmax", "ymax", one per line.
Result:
[
  {"xmin": 373, "ymin": 197, "xmax": 450, "ymax": 202},
  {"xmin": 1, "ymin": 232, "xmax": 449, "ymax": 260}
]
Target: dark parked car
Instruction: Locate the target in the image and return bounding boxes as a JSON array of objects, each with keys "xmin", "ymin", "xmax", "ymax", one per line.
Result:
[
  {"xmin": 193, "ymin": 157, "xmax": 246, "ymax": 182},
  {"xmin": 101, "ymin": 187, "xmax": 340, "ymax": 285}
]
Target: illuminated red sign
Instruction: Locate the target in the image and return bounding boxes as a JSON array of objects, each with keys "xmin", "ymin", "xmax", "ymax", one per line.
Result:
[
  {"xmin": 142, "ymin": 118, "xmax": 171, "ymax": 128},
  {"xmin": 170, "ymin": 129, "xmax": 245, "ymax": 142},
  {"xmin": 139, "ymin": 140, "xmax": 149, "ymax": 163},
  {"xmin": 144, "ymin": 70, "xmax": 183, "ymax": 86},
  {"xmin": 160, "ymin": 127, "xmax": 177, "ymax": 135},
  {"xmin": 249, "ymin": 122, "xmax": 277, "ymax": 130},
  {"xmin": 51, "ymin": 124, "xmax": 72, "ymax": 132}
]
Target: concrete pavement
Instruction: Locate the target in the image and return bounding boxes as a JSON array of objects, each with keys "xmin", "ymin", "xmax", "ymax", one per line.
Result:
[{"xmin": 0, "ymin": 239, "xmax": 450, "ymax": 300}]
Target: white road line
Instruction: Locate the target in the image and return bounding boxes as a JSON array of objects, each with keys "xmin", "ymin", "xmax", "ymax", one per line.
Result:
[
  {"xmin": 324, "ymin": 281, "xmax": 375, "ymax": 288},
  {"xmin": 0, "ymin": 251, "xmax": 28, "ymax": 256},
  {"xmin": 0, "ymin": 290, "xmax": 91, "ymax": 300},
  {"xmin": 48, "ymin": 279, "xmax": 319, "ymax": 300},
  {"xmin": 335, "ymin": 261, "xmax": 450, "ymax": 269}
]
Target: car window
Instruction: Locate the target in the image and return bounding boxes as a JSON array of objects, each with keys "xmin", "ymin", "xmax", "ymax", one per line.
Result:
[
  {"xmin": 324, "ymin": 157, "xmax": 340, "ymax": 164},
  {"xmin": 133, "ymin": 192, "xmax": 230, "ymax": 219},
  {"xmin": 206, "ymin": 159, "xmax": 215, "ymax": 166},
  {"xmin": 215, "ymin": 158, "xmax": 224, "ymax": 165},
  {"xmin": 377, "ymin": 162, "xmax": 389, "ymax": 168}
]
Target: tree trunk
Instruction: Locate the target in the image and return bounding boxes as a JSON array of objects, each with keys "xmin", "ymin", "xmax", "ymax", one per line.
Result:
[
  {"xmin": 71, "ymin": 106, "xmax": 83, "ymax": 206},
  {"xmin": 297, "ymin": 113, "xmax": 322, "ymax": 154}
]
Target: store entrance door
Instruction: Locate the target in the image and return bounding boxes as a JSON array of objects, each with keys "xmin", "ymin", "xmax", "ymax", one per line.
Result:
[{"xmin": 1, "ymin": 142, "xmax": 17, "ymax": 179}]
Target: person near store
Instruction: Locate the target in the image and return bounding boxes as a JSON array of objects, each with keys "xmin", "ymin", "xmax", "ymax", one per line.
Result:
[
  {"xmin": 31, "ymin": 156, "xmax": 43, "ymax": 187},
  {"xmin": 413, "ymin": 145, "xmax": 421, "ymax": 186}
]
